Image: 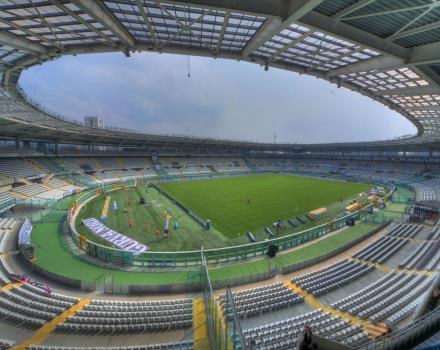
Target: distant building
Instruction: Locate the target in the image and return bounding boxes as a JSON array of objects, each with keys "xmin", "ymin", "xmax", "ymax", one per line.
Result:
[{"xmin": 84, "ymin": 116, "xmax": 104, "ymax": 129}]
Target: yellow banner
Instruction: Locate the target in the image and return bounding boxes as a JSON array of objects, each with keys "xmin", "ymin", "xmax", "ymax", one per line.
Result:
[{"xmin": 100, "ymin": 196, "xmax": 111, "ymax": 221}]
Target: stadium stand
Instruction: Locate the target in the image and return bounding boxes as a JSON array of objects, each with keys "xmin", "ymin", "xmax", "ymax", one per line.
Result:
[
  {"xmin": 0, "ymin": 159, "xmax": 47, "ymax": 180},
  {"xmin": 11, "ymin": 183, "xmax": 49, "ymax": 198},
  {"xmin": 58, "ymin": 299, "xmax": 194, "ymax": 334},
  {"xmin": 243, "ymin": 310, "xmax": 369, "ymax": 348},
  {"xmin": 292, "ymin": 259, "xmax": 375, "ymax": 296},
  {"xmin": 1, "ymin": 0, "xmax": 440, "ymax": 348},
  {"xmin": 28, "ymin": 341, "xmax": 195, "ymax": 350},
  {"xmin": 0, "ymin": 338, "xmax": 15, "ymax": 349},
  {"xmin": 219, "ymin": 282, "xmax": 303, "ymax": 318},
  {"xmin": 413, "ymin": 330, "xmax": 440, "ymax": 350},
  {"xmin": 332, "ymin": 272, "xmax": 435, "ymax": 323}
]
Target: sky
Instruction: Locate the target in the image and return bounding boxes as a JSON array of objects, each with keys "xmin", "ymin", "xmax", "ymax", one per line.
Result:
[{"xmin": 20, "ymin": 52, "xmax": 417, "ymax": 144}]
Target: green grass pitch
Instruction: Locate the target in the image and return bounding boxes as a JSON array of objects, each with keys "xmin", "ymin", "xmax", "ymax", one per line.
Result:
[
  {"xmin": 157, "ymin": 173, "xmax": 370, "ymax": 237},
  {"xmin": 75, "ymin": 173, "xmax": 369, "ymax": 251}
]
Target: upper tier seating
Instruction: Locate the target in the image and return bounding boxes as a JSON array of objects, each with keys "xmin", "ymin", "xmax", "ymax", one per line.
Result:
[
  {"xmin": 0, "ymin": 159, "xmax": 46, "ymax": 180},
  {"xmin": 0, "ymin": 192, "xmax": 19, "ymax": 204},
  {"xmin": 34, "ymin": 189, "xmax": 66, "ymax": 201},
  {"xmin": 11, "ymin": 183, "xmax": 48, "ymax": 198}
]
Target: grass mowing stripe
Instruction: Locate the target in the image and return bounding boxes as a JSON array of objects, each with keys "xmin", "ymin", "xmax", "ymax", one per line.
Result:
[{"xmin": 157, "ymin": 174, "xmax": 369, "ymax": 237}]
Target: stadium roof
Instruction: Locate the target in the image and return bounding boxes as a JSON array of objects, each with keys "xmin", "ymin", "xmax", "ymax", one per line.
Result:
[{"xmin": 0, "ymin": 0, "xmax": 440, "ymax": 151}]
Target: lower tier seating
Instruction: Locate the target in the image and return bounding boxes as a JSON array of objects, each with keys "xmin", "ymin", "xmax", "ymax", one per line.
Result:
[
  {"xmin": 332, "ymin": 272, "xmax": 435, "ymax": 323},
  {"xmin": 243, "ymin": 310, "xmax": 369, "ymax": 349},
  {"xmin": 28, "ymin": 340, "xmax": 194, "ymax": 350},
  {"xmin": 292, "ymin": 259, "xmax": 374, "ymax": 296},
  {"xmin": 58, "ymin": 298, "xmax": 194, "ymax": 334}
]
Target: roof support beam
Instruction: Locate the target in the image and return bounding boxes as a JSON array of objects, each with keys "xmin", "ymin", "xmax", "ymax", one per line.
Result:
[
  {"xmin": 53, "ymin": 0, "xmax": 116, "ymax": 47},
  {"xmin": 135, "ymin": 0, "xmax": 158, "ymax": 48},
  {"xmin": 216, "ymin": 11, "xmax": 230, "ymax": 54},
  {"xmin": 409, "ymin": 42, "xmax": 440, "ymax": 65},
  {"xmin": 299, "ymin": 11, "xmax": 409, "ymax": 59},
  {"xmin": 391, "ymin": 21, "xmax": 440, "ymax": 40},
  {"xmin": 327, "ymin": 56, "xmax": 404, "ymax": 78},
  {"xmin": 407, "ymin": 105, "xmax": 440, "ymax": 112},
  {"xmin": 387, "ymin": 5, "xmax": 438, "ymax": 41},
  {"xmin": 331, "ymin": 0, "xmax": 376, "ymax": 19},
  {"xmin": 343, "ymin": 4, "xmax": 432, "ymax": 21},
  {"xmin": 161, "ymin": 0, "xmax": 282, "ymax": 18},
  {"xmin": 375, "ymin": 86, "xmax": 440, "ymax": 96},
  {"xmin": 242, "ymin": 0, "xmax": 326, "ymax": 58},
  {"xmin": 71, "ymin": 0, "xmax": 135, "ymax": 50},
  {"xmin": 0, "ymin": 31, "xmax": 47, "ymax": 55},
  {"xmin": 327, "ymin": 41, "xmax": 440, "ymax": 79}
]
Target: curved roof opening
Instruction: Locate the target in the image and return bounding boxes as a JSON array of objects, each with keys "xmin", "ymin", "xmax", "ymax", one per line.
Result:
[{"xmin": 20, "ymin": 52, "xmax": 417, "ymax": 144}]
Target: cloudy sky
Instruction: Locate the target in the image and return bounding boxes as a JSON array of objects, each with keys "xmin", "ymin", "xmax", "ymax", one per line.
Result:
[{"xmin": 20, "ymin": 52, "xmax": 416, "ymax": 144}]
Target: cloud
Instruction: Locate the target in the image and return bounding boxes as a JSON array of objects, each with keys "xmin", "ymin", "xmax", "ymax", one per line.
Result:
[{"xmin": 20, "ymin": 52, "xmax": 417, "ymax": 143}]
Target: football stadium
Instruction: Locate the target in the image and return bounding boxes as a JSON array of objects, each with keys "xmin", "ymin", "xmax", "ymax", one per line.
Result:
[{"xmin": 0, "ymin": 1, "xmax": 440, "ymax": 350}]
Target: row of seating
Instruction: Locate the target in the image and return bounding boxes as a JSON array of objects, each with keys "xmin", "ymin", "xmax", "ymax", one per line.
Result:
[
  {"xmin": 35, "ymin": 189, "xmax": 66, "ymax": 201},
  {"xmin": 89, "ymin": 298, "xmax": 192, "ymax": 307},
  {"xmin": 0, "ymin": 159, "xmax": 46, "ymax": 180},
  {"xmin": 426, "ymin": 241, "xmax": 440, "ymax": 270},
  {"xmin": 427, "ymin": 226, "xmax": 440, "ymax": 240},
  {"xmin": 0, "ymin": 230, "xmax": 10, "ymax": 255},
  {"xmin": 387, "ymin": 224, "xmax": 422, "ymax": 238},
  {"xmin": 12, "ymin": 183, "xmax": 47, "ymax": 197},
  {"xmin": 0, "ymin": 192, "xmax": 19, "ymax": 209},
  {"xmin": 0, "ymin": 338, "xmax": 15, "ymax": 350},
  {"xmin": 220, "ymin": 282, "xmax": 303, "ymax": 318},
  {"xmin": 399, "ymin": 241, "xmax": 434, "ymax": 269},
  {"xmin": 353, "ymin": 236, "xmax": 408, "ymax": 263},
  {"xmin": 0, "ymin": 218, "xmax": 17, "ymax": 230},
  {"xmin": 28, "ymin": 341, "xmax": 194, "ymax": 350},
  {"xmin": 292, "ymin": 259, "xmax": 374, "ymax": 296},
  {"xmin": 56, "ymin": 320, "xmax": 192, "ymax": 334}
]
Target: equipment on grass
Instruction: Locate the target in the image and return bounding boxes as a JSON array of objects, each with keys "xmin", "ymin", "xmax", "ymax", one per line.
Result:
[
  {"xmin": 264, "ymin": 227, "xmax": 274, "ymax": 237},
  {"xmin": 247, "ymin": 231, "xmax": 256, "ymax": 242},
  {"xmin": 309, "ymin": 207, "xmax": 327, "ymax": 219},
  {"xmin": 296, "ymin": 216, "xmax": 305, "ymax": 224},
  {"xmin": 267, "ymin": 244, "xmax": 278, "ymax": 257},
  {"xmin": 288, "ymin": 219, "xmax": 297, "ymax": 227},
  {"xmin": 140, "ymin": 197, "xmax": 146, "ymax": 205},
  {"xmin": 346, "ymin": 202, "xmax": 361, "ymax": 212}
]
